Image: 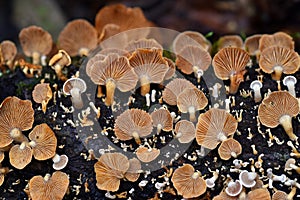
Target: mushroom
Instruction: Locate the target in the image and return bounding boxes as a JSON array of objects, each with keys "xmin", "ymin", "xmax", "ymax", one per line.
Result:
[
  {"xmin": 250, "ymin": 80, "xmax": 263, "ymax": 103},
  {"xmin": 259, "ymin": 46, "xmax": 300, "ymax": 81},
  {"xmin": 259, "ymin": 32, "xmax": 295, "ymax": 52},
  {"xmin": 63, "ymin": 77, "xmax": 87, "ymax": 109},
  {"xmin": 48, "ymin": 49, "xmax": 71, "ymax": 81},
  {"xmin": 225, "ymin": 180, "xmax": 243, "ymax": 197},
  {"xmin": 124, "ymin": 38, "xmax": 163, "ymax": 53},
  {"xmin": 136, "ymin": 146, "xmax": 160, "ymax": 163},
  {"xmin": 87, "ymin": 53, "xmax": 138, "ymax": 106},
  {"xmin": 32, "ymin": 83, "xmax": 53, "ymax": 113},
  {"xmin": 9, "ymin": 142, "xmax": 32, "ymax": 169},
  {"xmin": 150, "ymin": 108, "xmax": 173, "ymax": 134},
  {"xmin": 0, "ymin": 40, "xmax": 17, "ymax": 70},
  {"xmin": 205, "ymin": 170, "xmax": 219, "ymax": 188},
  {"xmin": 246, "ymin": 188, "xmax": 271, "ymax": 200},
  {"xmin": 28, "ymin": 123, "xmax": 57, "ymax": 160},
  {"xmin": 174, "ymin": 120, "xmax": 195, "ymax": 143},
  {"xmin": 218, "ymin": 138, "xmax": 242, "ymax": 160},
  {"xmin": 244, "ymin": 34, "xmax": 262, "ymax": 57},
  {"xmin": 177, "ymin": 88, "xmax": 208, "ymax": 122},
  {"xmin": 124, "ymin": 158, "xmax": 141, "ymax": 182},
  {"xmin": 258, "ymin": 91, "xmax": 299, "ymax": 141},
  {"xmin": 114, "ymin": 108, "xmax": 153, "ymax": 144},
  {"xmin": 19, "ymin": 25, "xmax": 53, "ymax": 65},
  {"xmin": 29, "ymin": 171, "xmax": 69, "ymax": 200},
  {"xmin": 162, "ymin": 78, "xmax": 195, "ymax": 106},
  {"xmin": 52, "ymin": 154, "xmax": 69, "ymax": 170},
  {"xmin": 175, "ymin": 45, "xmax": 212, "ymax": 82},
  {"xmin": 272, "ymin": 187, "xmax": 297, "ymax": 200},
  {"xmin": 212, "ymin": 47, "xmax": 250, "ymax": 94},
  {"xmin": 58, "ymin": 19, "xmax": 98, "ymax": 57},
  {"xmin": 217, "ymin": 35, "xmax": 244, "ymax": 51},
  {"xmin": 266, "ymin": 168, "xmax": 286, "ymax": 188},
  {"xmin": 163, "ymin": 57, "xmax": 176, "ymax": 81},
  {"xmin": 210, "ymin": 82, "xmax": 222, "ymax": 100},
  {"xmin": 94, "ymin": 152, "xmax": 130, "ymax": 192},
  {"xmin": 283, "ymin": 76, "xmax": 297, "ymax": 97},
  {"xmin": 0, "ymin": 96, "xmax": 34, "ymax": 148},
  {"xmin": 171, "ymin": 164, "xmax": 207, "ymax": 198},
  {"xmin": 239, "ymin": 170, "xmax": 257, "ymax": 188},
  {"xmin": 196, "ymin": 108, "xmax": 238, "ymax": 150},
  {"xmin": 0, "ymin": 166, "xmax": 9, "ymax": 186},
  {"xmin": 212, "ymin": 191, "xmax": 239, "ymax": 200},
  {"xmin": 129, "ymin": 48, "xmax": 169, "ymax": 96}
]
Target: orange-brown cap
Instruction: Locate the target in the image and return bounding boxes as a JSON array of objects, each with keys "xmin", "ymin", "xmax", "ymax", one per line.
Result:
[
  {"xmin": 247, "ymin": 188, "xmax": 271, "ymax": 200},
  {"xmin": 174, "ymin": 120, "xmax": 195, "ymax": 143},
  {"xmin": 58, "ymin": 19, "xmax": 98, "ymax": 57},
  {"xmin": 124, "ymin": 158, "xmax": 141, "ymax": 182},
  {"xmin": 244, "ymin": 34, "xmax": 262, "ymax": 56},
  {"xmin": 136, "ymin": 146, "xmax": 160, "ymax": 163},
  {"xmin": 196, "ymin": 108, "xmax": 238, "ymax": 150},
  {"xmin": 259, "ymin": 32, "xmax": 294, "ymax": 52},
  {"xmin": 163, "ymin": 57, "xmax": 176, "ymax": 80},
  {"xmin": 125, "ymin": 38, "xmax": 163, "ymax": 53},
  {"xmin": 217, "ymin": 35, "xmax": 243, "ymax": 51},
  {"xmin": 32, "ymin": 83, "xmax": 53, "ymax": 113},
  {"xmin": 0, "ymin": 167, "xmax": 9, "ymax": 186},
  {"xmin": 151, "ymin": 108, "xmax": 173, "ymax": 134},
  {"xmin": 9, "ymin": 142, "xmax": 32, "ymax": 169},
  {"xmin": 48, "ymin": 49, "xmax": 71, "ymax": 80},
  {"xmin": 52, "ymin": 154, "xmax": 68, "ymax": 170},
  {"xmin": 0, "ymin": 40, "xmax": 17, "ymax": 70},
  {"xmin": 29, "ymin": 171, "xmax": 69, "ymax": 200},
  {"xmin": 0, "ymin": 151, "xmax": 4, "ymax": 163},
  {"xmin": 218, "ymin": 138, "xmax": 242, "ymax": 160}
]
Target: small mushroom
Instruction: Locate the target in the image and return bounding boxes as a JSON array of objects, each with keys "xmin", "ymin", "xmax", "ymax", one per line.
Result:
[
  {"xmin": 136, "ymin": 146, "xmax": 160, "ymax": 163},
  {"xmin": 218, "ymin": 138, "xmax": 242, "ymax": 160},
  {"xmin": 9, "ymin": 142, "xmax": 32, "ymax": 169},
  {"xmin": 125, "ymin": 38, "xmax": 163, "ymax": 53},
  {"xmin": 239, "ymin": 170, "xmax": 257, "ymax": 188},
  {"xmin": 246, "ymin": 188, "xmax": 271, "ymax": 200},
  {"xmin": 272, "ymin": 187, "xmax": 297, "ymax": 200},
  {"xmin": 217, "ymin": 35, "xmax": 243, "ymax": 51},
  {"xmin": 52, "ymin": 154, "xmax": 69, "ymax": 170},
  {"xmin": 48, "ymin": 49, "xmax": 71, "ymax": 81},
  {"xmin": 225, "ymin": 180, "xmax": 243, "ymax": 197},
  {"xmin": 171, "ymin": 164, "xmax": 207, "ymax": 198},
  {"xmin": 63, "ymin": 77, "xmax": 87, "ymax": 109},
  {"xmin": 29, "ymin": 171, "xmax": 69, "ymax": 200},
  {"xmin": 250, "ymin": 80, "xmax": 263, "ymax": 103},
  {"xmin": 150, "ymin": 108, "xmax": 173, "ymax": 134},
  {"xmin": 124, "ymin": 158, "xmax": 141, "ymax": 182},
  {"xmin": 259, "ymin": 32, "xmax": 295, "ymax": 52},
  {"xmin": 205, "ymin": 170, "xmax": 219, "ymax": 188},
  {"xmin": 244, "ymin": 34, "xmax": 262, "ymax": 57},
  {"xmin": 174, "ymin": 120, "xmax": 195, "ymax": 143},
  {"xmin": 32, "ymin": 83, "xmax": 53, "ymax": 113},
  {"xmin": 0, "ymin": 166, "xmax": 9, "ymax": 186},
  {"xmin": 283, "ymin": 76, "xmax": 297, "ymax": 97},
  {"xmin": 0, "ymin": 40, "xmax": 17, "ymax": 70}
]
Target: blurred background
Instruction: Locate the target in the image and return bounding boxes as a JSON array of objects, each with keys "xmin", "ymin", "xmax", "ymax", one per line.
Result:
[{"xmin": 1, "ymin": 0, "xmax": 300, "ymax": 50}]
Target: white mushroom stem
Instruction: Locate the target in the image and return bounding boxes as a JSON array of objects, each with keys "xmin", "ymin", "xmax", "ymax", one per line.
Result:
[
  {"xmin": 28, "ymin": 140, "xmax": 36, "ymax": 148},
  {"xmin": 9, "ymin": 128, "xmax": 28, "ymax": 143},
  {"xmin": 70, "ymin": 87, "xmax": 83, "ymax": 109},
  {"xmin": 193, "ymin": 66, "xmax": 203, "ymax": 83},
  {"xmin": 89, "ymin": 102, "xmax": 101, "ymax": 119},
  {"xmin": 192, "ymin": 171, "xmax": 200, "ymax": 179},
  {"xmin": 225, "ymin": 98, "xmax": 231, "ymax": 113},
  {"xmin": 44, "ymin": 173, "xmax": 51, "ymax": 182},
  {"xmin": 132, "ymin": 131, "xmax": 141, "ymax": 144},
  {"xmin": 283, "ymin": 76, "xmax": 297, "ymax": 97},
  {"xmin": 157, "ymin": 124, "xmax": 162, "ymax": 134},
  {"xmin": 272, "ymin": 66, "xmax": 283, "ymax": 81},
  {"xmin": 210, "ymin": 83, "xmax": 221, "ymax": 100},
  {"xmin": 217, "ymin": 132, "xmax": 227, "ymax": 142},
  {"xmin": 279, "ymin": 115, "xmax": 298, "ymax": 141},
  {"xmin": 52, "ymin": 154, "xmax": 61, "ymax": 164},
  {"xmin": 32, "ymin": 51, "xmax": 40, "ymax": 65},
  {"xmin": 250, "ymin": 80, "xmax": 263, "ymax": 103},
  {"xmin": 105, "ymin": 79, "xmax": 116, "ymax": 106},
  {"xmin": 151, "ymin": 90, "xmax": 156, "ymax": 102},
  {"xmin": 188, "ymin": 106, "xmax": 196, "ymax": 122},
  {"xmin": 140, "ymin": 75, "xmax": 151, "ymax": 96},
  {"xmin": 145, "ymin": 93, "xmax": 151, "ymax": 107},
  {"xmin": 206, "ymin": 170, "xmax": 219, "ymax": 188},
  {"xmin": 289, "ymin": 163, "xmax": 300, "ymax": 174}
]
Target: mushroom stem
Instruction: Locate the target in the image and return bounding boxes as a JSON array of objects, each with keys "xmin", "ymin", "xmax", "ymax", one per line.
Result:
[
  {"xmin": 54, "ymin": 64, "xmax": 63, "ymax": 79},
  {"xmin": 283, "ymin": 76, "xmax": 297, "ymax": 97},
  {"xmin": 279, "ymin": 115, "xmax": 298, "ymax": 141},
  {"xmin": 191, "ymin": 171, "xmax": 200, "ymax": 179},
  {"xmin": 41, "ymin": 100, "xmax": 47, "ymax": 113},
  {"xmin": 145, "ymin": 93, "xmax": 150, "ymax": 107},
  {"xmin": 272, "ymin": 66, "xmax": 283, "ymax": 81},
  {"xmin": 140, "ymin": 76, "xmax": 151, "ymax": 96},
  {"xmin": 44, "ymin": 173, "xmax": 51, "ymax": 182},
  {"xmin": 79, "ymin": 48, "xmax": 89, "ymax": 57},
  {"xmin": 193, "ymin": 66, "xmax": 203, "ymax": 83},
  {"xmin": 70, "ymin": 87, "xmax": 84, "ymax": 109},
  {"xmin": 157, "ymin": 124, "xmax": 162, "ymax": 134},
  {"xmin": 32, "ymin": 52, "xmax": 40, "ymax": 65},
  {"xmin": 188, "ymin": 106, "xmax": 196, "ymax": 122},
  {"xmin": 97, "ymin": 85, "xmax": 104, "ymax": 98},
  {"xmin": 132, "ymin": 131, "xmax": 141, "ymax": 144},
  {"xmin": 217, "ymin": 132, "xmax": 227, "ymax": 142},
  {"xmin": 105, "ymin": 79, "xmax": 116, "ymax": 106},
  {"xmin": 229, "ymin": 71, "xmax": 245, "ymax": 94},
  {"xmin": 287, "ymin": 187, "xmax": 297, "ymax": 200},
  {"xmin": 290, "ymin": 163, "xmax": 300, "ymax": 174},
  {"xmin": 10, "ymin": 128, "xmax": 28, "ymax": 143}
]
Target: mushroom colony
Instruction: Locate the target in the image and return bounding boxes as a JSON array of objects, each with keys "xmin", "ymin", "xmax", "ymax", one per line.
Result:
[{"xmin": 0, "ymin": 3, "xmax": 300, "ymax": 200}]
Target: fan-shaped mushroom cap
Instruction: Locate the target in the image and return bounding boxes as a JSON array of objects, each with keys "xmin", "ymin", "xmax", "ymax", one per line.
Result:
[
  {"xmin": 258, "ymin": 91, "xmax": 299, "ymax": 141},
  {"xmin": 162, "ymin": 78, "xmax": 195, "ymax": 106},
  {"xmin": 259, "ymin": 32, "xmax": 294, "ymax": 52},
  {"xmin": 225, "ymin": 180, "xmax": 243, "ymax": 197},
  {"xmin": 171, "ymin": 164, "xmax": 207, "ymax": 198},
  {"xmin": 52, "ymin": 154, "xmax": 68, "ymax": 170},
  {"xmin": 28, "ymin": 123, "xmax": 57, "ymax": 160},
  {"xmin": 19, "ymin": 25, "xmax": 53, "ymax": 65},
  {"xmin": 172, "ymin": 31, "xmax": 212, "ymax": 54},
  {"xmin": 163, "ymin": 57, "xmax": 176, "ymax": 80},
  {"xmin": 88, "ymin": 53, "xmax": 138, "ymax": 106},
  {"xmin": 114, "ymin": 108, "xmax": 153, "ymax": 144},
  {"xmin": 218, "ymin": 138, "xmax": 242, "ymax": 160},
  {"xmin": 136, "ymin": 146, "xmax": 160, "ymax": 163},
  {"xmin": 58, "ymin": 19, "xmax": 98, "ymax": 57},
  {"xmin": 174, "ymin": 120, "xmax": 195, "ymax": 143},
  {"xmin": 29, "ymin": 171, "xmax": 69, "ymax": 200},
  {"xmin": 32, "ymin": 83, "xmax": 53, "ymax": 113},
  {"xmin": 212, "ymin": 47, "xmax": 250, "ymax": 94},
  {"xmin": 63, "ymin": 77, "xmax": 87, "ymax": 109},
  {"xmin": 94, "ymin": 152, "xmax": 129, "ymax": 192},
  {"xmin": 9, "ymin": 142, "xmax": 32, "ymax": 169},
  {"xmin": 244, "ymin": 34, "xmax": 262, "ymax": 56},
  {"xmin": 48, "ymin": 49, "xmax": 71, "ymax": 80},
  {"xmin": 151, "ymin": 108, "xmax": 173, "ymax": 134},
  {"xmin": 0, "ymin": 40, "xmax": 17, "ymax": 70},
  {"xmin": 196, "ymin": 108, "xmax": 238, "ymax": 150},
  {"xmin": 272, "ymin": 187, "xmax": 296, "ymax": 200},
  {"xmin": 0, "ymin": 96, "xmax": 34, "ymax": 148},
  {"xmin": 0, "ymin": 167, "xmax": 9, "ymax": 186},
  {"xmin": 218, "ymin": 35, "xmax": 243, "ymax": 50},
  {"xmin": 239, "ymin": 170, "xmax": 257, "ymax": 188},
  {"xmin": 124, "ymin": 158, "xmax": 141, "ymax": 182},
  {"xmin": 258, "ymin": 46, "xmax": 300, "ymax": 81},
  {"xmin": 129, "ymin": 48, "xmax": 169, "ymax": 96},
  {"xmin": 125, "ymin": 38, "xmax": 163, "ymax": 53},
  {"xmin": 247, "ymin": 188, "xmax": 271, "ymax": 200}
]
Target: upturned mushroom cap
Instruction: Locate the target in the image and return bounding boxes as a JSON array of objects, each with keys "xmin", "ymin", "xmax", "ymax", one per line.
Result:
[
  {"xmin": 258, "ymin": 91, "xmax": 299, "ymax": 141},
  {"xmin": 114, "ymin": 108, "xmax": 153, "ymax": 144},
  {"xmin": 124, "ymin": 158, "xmax": 141, "ymax": 182},
  {"xmin": 225, "ymin": 180, "xmax": 243, "ymax": 197},
  {"xmin": 259, "ymin": 32, "xmax": 295, "ymax": 52},
  {"xmin": 58, "ymin": 19, "xmax": 98, "ymax": 57},
  {"xmin": 28, "ymin": 123, "xmax": 57, "ymax": 160},
  {"xmin": 171, "ymin": 164, "xmax": 207, "ymax": 198},
  {"xmin": 217, "ymin": 35, "xmax": 243, "ymax": 50},
  {"xmin": 9, "ymin": 142, "xmax": 32, "ymax": 169},
  {"xmin": 19, "ymin": 25, "xmax": 53, "ymax": 64},
  {"xmin": 218, "ymin": 138, "xmax": 242, "ymax": 160},
  {"xmin": 29, "ymin": 171, "xmax": 69, "ymax": 200},
  {"xmin": 94, "ymin": 152, "xmax": 130, "ymax": 192},
  {"xmin": 244, "ymin": 34, "xmax": 262, "ymax": 56},
  {"xmin": 196, "ymin": 108, "xmax": 238, "ymax": 150},
  {"xmin": 48, "ymin": 49, "xmax": 71, "ymax": 80},
  {"xmin": 212, "ymin": 47, "xmax": 250, "ymax": 94},
  {"xmin": 239, "ymin": 170, "xmax": 257, "ymax": 188},
  {"xmin": 162, "ymin": 78, "xmax": 195, "ymax": 106},
  {"xmin": 247, "ymin": 188, "xmax": 271, "ymax": 200},
  {"xmin": 259, "ymin": 46, "xmax": 300, "ymax": 81},
  {"xmin": 177, "ymin": 88, "xmax": 208, "ymax": 122},
  {"xmin": 52, "ymin": 154, "xmax": 68, "ymax": 170},
  {"xmin": 284, "ymin": 158, "xmax": 296, "ymax": 171},
  {"xmin": 63, "ymin": 77, "xmax": 87, "ymax": 109},
  {"xmin": 0, "ymin": 96, "xmax": 34, "ymax": 148},
  {"xmin": 174, "ymin": 120, "xmax": 195, "ymax": 143},
  {"xmin": 0, "ymin": 40, "xmax": 17, "ymax": 69},
  {"xmin": 32, "ymin": 83, "xmax": 53, "ymax": 113},
  {"xmin": 150, "ymin": 108, "xmax": 173, "ymax": 134},
  {"xmin": 125, "ymin": 38, "xmax": 163, "ymax": 53},
  {"xmin": 136, "ymin": 146, "xmax": 160, "ymax": 163}
]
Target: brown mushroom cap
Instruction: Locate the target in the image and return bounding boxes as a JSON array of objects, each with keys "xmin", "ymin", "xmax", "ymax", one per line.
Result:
[
  {"xmin": 94, "ymin": 152, "xmax": 129, "ymax": 192},
  {"xmin": 63, "ymin": 77, "xmax": 87, "ymax": 95},
  {"xmin": 52, "ymin": 154, "xmax": 69, "ymax": 170},
  {"xmin": 0, "ymin": 40, "xmax": 17, "ymax": 69},
  {"xmin": 225, "ymin": 180, "xmax": 243, "ymax": 197},
  {"xmin": 9, "ymin": 142, "xmax": 32, "ymax": 169},
  {"xmin": 150, "ymin": 108, "xmax": 173, "ymax": 134},
  {"xmin": 163, "ymin": 57, "xmax": 176, "ymax": 80},
  {"xmin": 0, "ymin": 96, "xmax": 34, "ymax": 148},
  {"xmin": 171, "ymin": 164, "xmax": 207, "ymax": 198},
  {"xmin": 114, "ymin": 108, "xmax": 153, "ymax": 144},
  {"xmin": 136, "ymin": 146, "xmax": 160, "ymax": 163},
  {"xmin": 272, "ymin": 190, "xmax": 288, "ymax": 200},
  {"xmin": 162, "ymin": 78, "xmax": 195, "ymax": 106},
  {"xmin": 125, "ymin": 38, "xmax": 163, "ymax": 53},
  {"xmin": 258, "ymin": 46, "xmax": 300, "ymax": 81},
  {"xmin": 28, "ymin": 123, "xmax": 57, "ymax": 160},
  {"xmin": 196, "ymin": 108, "xmax": 238, "ymax": 150},
  {"xmin": 247, "ymin": 188, "xmax": 271, "ymax": 200},
  {"xmin": 259, "ymin": 32, "xmax": 295, "ymax": 52},
  {"xmin": 218, "ymin": 138, "xmax": 242, "ymax": 160},
  {"xmin": 48, "ymin": 49, "xmax": 71, "ymax": 80},
  {"xmin": 174, "ymin": 120, "xmax": 195, "ymax": 143},
  {"xmin": 19, "ymin": 25, "xmax": 53, "ymax": 64},
  {"xmin": 0, "ymin": 151, "xmax": 4, "ymax": 163},
  {"xmin": 124, "ymin": 158, "xmax": 141, "ymax": 182},
  {"xmin": 217, "ymin": 35, "xmax": 243, "ymax": 50},
  {"xmin": 29, "ymin": 171, "xmax": 69, "ymax": 200},
  {"xmin": 244, "ymin": 34, "xmax": 263, "ymax": 56},
  {"xmin": 32, "ymin": 83, "xmax": 53, "ymax": 113},
  {"xmin": 0, "ymin": 167, "xmax": 9, "ymax": 186},
  {"xmin": 58, "ymin": 19, "xmax": 98, "ymax": 57},
  {"xmin": 212, "ymin": 191, "xmax": 239, "ymax": 200}
]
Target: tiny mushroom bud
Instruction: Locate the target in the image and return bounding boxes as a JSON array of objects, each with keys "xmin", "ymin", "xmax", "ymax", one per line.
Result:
[
  {"xmin": 283, "ymin": 76, "xmax": 297, "ymax": 97},
  {"xmin": 250, "ymin": 80, "xmax": 263, "ymax": 103},
  {"xmin": 52, "ymin": 154, "xmax": 69, "ymax": 170},
  {"xmin": 48, "ymin": 49, "xmax": 71, "ymax": 81},
  {"xmin": 239, "ymin": 170, "xmax": 257, "ymax": 188},
  {"xmin": 225, "ymin": 180, "xmax": 243, "ymax": 197},
  {"xmin": 63, "ymin": 77, "xmax": 87, "ymax": 109}
]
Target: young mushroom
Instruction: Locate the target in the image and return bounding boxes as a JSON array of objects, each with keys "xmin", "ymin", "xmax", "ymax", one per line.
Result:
[
  {"xmin": 283, "ymin": 76, "xmax": 297, "ymax": 97},
  {"xmin": 0, "ymin": 40, "xmax": 17, "ymax": 70},
  {"xmin": 48, "ymin": 49, "xmax": 71, "ymax": 81},
  {"xmin": 258, "ymin": 91, "xmax": 299, "ymax": 141},
  {"xmin": 225, "ymin": 180, "xmax": 243, "ymax": 197},
  {"xmin": 124, "ymin": 158, "xmax": 141, "ymax": 182},
  {"xmin": 259, "ymin": 31, "xmax": 295, "ymax": 52},
  {"xmin": 63, "ymin": 77, "xmax": 87, "ymax": 109},
  {"xmin": 9, "ymin": 142, "xmax": 32, "ymax": 169},
  {"xmin": 217, "ymin": 35, "xmax": 244, "ymax": 51},
  {"xmin": 205, "ymin": 170, "xmax": 219, "ymax": 188},
  {"xmin": 174, "ymin": 120, "xmax": 196, "ymax": 143},
  {"xmin": 247, "ymin": 188, "xmax": 271, "ymax": 200},
  {"xmin": 52, "ymin": 154, "xmax": 69, "ymax": 170},
  {"xmin": 218, "ymin": 138, "xmax": 242, "ymax": 160},
  {"xmin": 32, "ymin": 83, "xmax": 53, "ymax": 113},
  {"xmin": 150, "ymin": 108, "xmax": 173, "ymax": 134},
  {"xmin": 239, "ymin": 170, "xmax": 257, "ymax": 188},
  {"xmin": 136, "ymin": 146, "xmax": 160, "ymax": 163},
  {"xmin": 250, "ymin": 80, "xmax": 263, "ymax": 103},
  {"xmin": 0, "ymin": 166, "xmax": 9, "ymax": 186}
]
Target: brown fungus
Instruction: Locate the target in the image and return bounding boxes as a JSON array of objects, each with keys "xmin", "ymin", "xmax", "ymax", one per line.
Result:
[
  {"xmin": 0, "ymin": 166, "xmax": 9, "ymax": 186},
  {"xmin": 9, "ymin": 142, "xmax": 32, "ymax": 169},
  {"xmin": 124, "ymin": 158, "xmax": 141, "ymax": 182},
  {"xmin": 217, "ymin": 35, "xmax": 244, "ymax": 50},
  {"xmin": 244, "ymin": 34, "xmax": 262, "ymax": 57},
  {"xmin": 0, "ymin": 40, "xmax": 17, "ymax": 70},
  {"xmin": 63, "ymin": 77, "xmax": 87, "ymax": 109},
  {"xmin": 247, "ymin": 188, "xmax": 271, "ymax": 200},
  {"xmin": 218, "ymin": 138, "xmax": 242, "ymax": 160},
  {"xmin": 136, "ymin": 146, "xmax": 160, "ymax": 163},
  {"xmin": 174, "ymin": 120, "xmax": 195, "ymax": 143},
  {"xmin": 259, "ymin": 31, "xmax": 295, "ymax": 52},
  {"xmin": 151, "ymin": 108, "xmax": 173, "ymax": 134},
  {"xmin": 48, "ymin": 49, "xmax": 71, "ymax": 81},
  {"xmin": 32, "ymin": 83, "xmax": 53, "ymax": 113}
]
